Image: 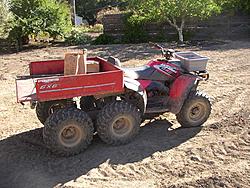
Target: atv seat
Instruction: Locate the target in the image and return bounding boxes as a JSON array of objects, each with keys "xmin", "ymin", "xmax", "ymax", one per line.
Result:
[
  {"xmin": 107, "ymin": 56, "xmax": 155, "ymax": 80},
  {"xmin": 122, "ymin": 66, "xmax": 155, "ymax": 80},
  {"xmin": 108, "ymin": 56, "xmax": 121, "ymax": 67}
]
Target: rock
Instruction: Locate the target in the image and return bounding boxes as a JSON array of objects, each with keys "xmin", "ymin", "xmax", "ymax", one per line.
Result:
[{"xmin": 190, "ymin": 155, "xmax": 202, "ymax": 162}]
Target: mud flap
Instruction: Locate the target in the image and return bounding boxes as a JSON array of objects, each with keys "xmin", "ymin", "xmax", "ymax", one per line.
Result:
[
  {"xmin": 168, "ymin": 75, "xmax": 198, "ymax": 114},
  {"xmin": 124, "ymin": 77, "xmax": 147, "ymax": 113}
]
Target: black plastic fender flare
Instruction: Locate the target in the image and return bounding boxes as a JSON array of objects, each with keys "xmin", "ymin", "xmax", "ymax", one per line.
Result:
[{"xmin": 124, "ymin": 77, "xmax": 147, "ymax": 114}]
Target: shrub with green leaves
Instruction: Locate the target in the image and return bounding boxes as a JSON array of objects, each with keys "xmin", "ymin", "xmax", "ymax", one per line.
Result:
[
  {"xmin": 122, "ymin": 13, "xmax": 148, "ymax": 43},
  {"xmin": 216, "ymin": 0, "xmax": 250, "ymax": 14},
  {"xmin": 9, "ymin": 0, "xmax": 72, "ymax": 50},
  {"xmin": 0, "ymin": 0, "xmax": 13, "ymax": 38},
  {"xmin": 93, "ymin": 34, "xmax": 115, "ymax": 45},
  {"xmin": 65, "ymin": 28, "xmax": 93, "ymax": 45},
  {"xmin": 76, "ymin": 0, "xmax": 127, "ymax": 25},
  {"xmin": 81, "ymin": 24, "xmax": 104, "ymax": 33}
]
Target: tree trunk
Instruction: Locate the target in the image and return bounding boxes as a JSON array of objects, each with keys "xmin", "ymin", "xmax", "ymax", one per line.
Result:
[
  {"xmin": 177, "ymin": 28, "xmax": 184, "ymax": 43},
  {"xmin": 70, "ymin": 0, "xmax": 76, "ymax": 25},
  {"xmin": 167, "ymin": 17, "xmax": 185, "ymax": 43},
  {"xmin": 16, "ymin": 37, "xmax": 23, "ymax": 52}
]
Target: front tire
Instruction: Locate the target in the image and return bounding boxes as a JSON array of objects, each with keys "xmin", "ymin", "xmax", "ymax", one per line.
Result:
[
  {"xmin": 176, "ymin": 91, "xmax": 211, "ymax": 127},
  {"xmin": 43, "ymin": 108, "xmax": 94, "ymax": 156},
  {"xmin": 96, "ymin": 101, "xmax": 141, "ymax": 145}
]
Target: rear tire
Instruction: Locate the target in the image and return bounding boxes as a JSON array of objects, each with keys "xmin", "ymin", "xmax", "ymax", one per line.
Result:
[
  {"xmin": 96, "ymin": 101, "xmax": 141, "ymax": 145},
  {"xmin": 43, "ymin": 108, "xmax": 94, "ymax": 156},
  {"xmin": 176, "ymin": 91, "xmax": 211, "ymax": 127},
  {"xmin": 36, "ymin": 100, "xmax": 73, "ymax": 124}
]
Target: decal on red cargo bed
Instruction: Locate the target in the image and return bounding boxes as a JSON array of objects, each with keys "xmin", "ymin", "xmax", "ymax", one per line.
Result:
[
  {"xmin": 40, "ymin": 83, "xmax": 59, "ymax": 90},
  {"xmin": 39, "ymin": 78, "xmax": 60, "ymax": 83},
  {"xmin": 39, "ymin": 82, "xmax": 116, "ymax": 93}
]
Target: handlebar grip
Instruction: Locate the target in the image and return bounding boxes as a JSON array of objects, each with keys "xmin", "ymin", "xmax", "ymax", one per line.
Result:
[
  {"xmin": 155, "ymin": 44, "xmax": 163, "ymax": 49},
  {"xmin": 149, "ymin": 42, "xmax": 163, "ymax": 49}
]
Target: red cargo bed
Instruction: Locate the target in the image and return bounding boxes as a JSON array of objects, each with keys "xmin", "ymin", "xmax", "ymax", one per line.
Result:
[{"xmin": 16, "ymin": 57, "xmax": 124, "ymax": 103}]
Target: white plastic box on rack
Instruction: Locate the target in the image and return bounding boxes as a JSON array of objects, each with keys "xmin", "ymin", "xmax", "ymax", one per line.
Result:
[{"xmin": 174, "ymin": 51, "xmax": 209, "ymax": 72}]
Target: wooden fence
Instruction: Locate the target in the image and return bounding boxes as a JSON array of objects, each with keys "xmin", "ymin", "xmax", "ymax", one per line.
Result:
[{"xmin": 103, "ymin": 13, "xmax": 250, "ymax": 41}]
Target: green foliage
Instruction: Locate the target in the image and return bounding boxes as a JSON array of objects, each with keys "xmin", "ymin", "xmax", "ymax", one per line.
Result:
[
  {"xmin": 8, "ymin": 0, "xmax": 72, "ymax": 49},
  {"xmin": 32, "ymin": 31, "xmax": 52, "ymax": 43},
  {"xmin": 65, "ymin": 28, "xmax": 93, "ymax": 45},
  {"xmin": 216, "ymin": 0, "xmax": 250, "ymax": 14},
  {"xmin": 238, "ymin": 0, "xmax": 250, "ymax": 13},
  {"xmin": 129, "ymin": 0, "xmax": 221, "ymax": 22},
  {"xmin": 128, "ymin": 0, "xmax": 221, "ymax": 42},
  {"xmin": 0, "ymin": 0, "xmax": 13, "ymax": 38},
  {"xmin": 74, "ymin": 24, "xmax": 103, "ymax": 33},
  {"xmin": 90, "ymin": 24, "xmax": 104, "ymax": 33},
  {"xmin": 76, "ymin": 0, "xmax": 127, "ymax": 25},
  {"xmin": 122, "ymin": 14, "xmax": 148, "ymax": 43},
  {"xmin": 65, "ymin": 24, "xmax": 103, "ymax": 45},
  {"xmin": 93, "ymin": 34, "xmax": 115, "ymax": 45}
]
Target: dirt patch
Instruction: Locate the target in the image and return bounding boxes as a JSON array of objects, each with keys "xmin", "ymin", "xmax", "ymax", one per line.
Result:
[{"xmin": 0, "ymin": 41, "xmax": 249, "ymax": 187}]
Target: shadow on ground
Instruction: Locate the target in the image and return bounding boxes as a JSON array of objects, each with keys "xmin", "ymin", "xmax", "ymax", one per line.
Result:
[
  {"xmin": 0, "ymin": 119, "xmax": 202, "ymax": 188},
  {"xmin": 1, "ymin": 40, "xmax": 249, "ymax": 58},
  {"xmin": 75, "ymin": 40, "xmax": 250, "ymax": 63}
]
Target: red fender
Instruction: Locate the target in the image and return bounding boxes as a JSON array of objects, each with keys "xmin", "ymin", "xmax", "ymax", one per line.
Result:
[{"xmin": 168, "ymin": 74, "xmax": 198, "ymax": 114}]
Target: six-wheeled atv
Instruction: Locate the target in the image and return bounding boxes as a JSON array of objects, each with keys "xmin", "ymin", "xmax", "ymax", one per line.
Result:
[{"xmin": 16, "ymin": 44, "xmax": 211, "ymax": 156}]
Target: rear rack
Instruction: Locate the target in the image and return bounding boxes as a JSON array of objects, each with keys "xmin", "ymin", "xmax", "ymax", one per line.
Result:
[{"xmin": 175, "ymin": 52, "xmax": 209, "ymax": 72}]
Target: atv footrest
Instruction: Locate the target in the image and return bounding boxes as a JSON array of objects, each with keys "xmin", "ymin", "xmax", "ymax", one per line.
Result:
[{"xmin": 145, "ymin": 106, "xmax": 169, "ymax": 114}]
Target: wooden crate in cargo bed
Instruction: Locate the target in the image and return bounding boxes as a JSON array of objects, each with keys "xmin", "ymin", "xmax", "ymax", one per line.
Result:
[{"xmin": 64, "ymin": 52, "xmax": 86, "ymax": 75}]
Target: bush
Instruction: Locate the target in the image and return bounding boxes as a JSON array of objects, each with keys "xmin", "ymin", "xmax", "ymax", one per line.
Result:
[
  {"xmin": 9, "ymin": 0, "xmax": 72, "ymax": 50},
  {"xmin": 0, "ymin": 0, "xmax": 13, "ymax": 38},
  {"xmin": 92, "ymin": 34, "xmax": 115, "ymax": 45},
  {"xmin": 72, "ymin": 24, "xmax": 103, "ymax": 33},
  {"xmin": 122, "ymin": 13, "xmax": 149, "ymax": 44},
  {"xmin": 86, "ymin": 24, "xmax": 103, "ymax": 33},
  {"xmin": 65, "ymin": 29, "xmax": 93, "ymax": 45},
  {"xmin": 30, "ymin": 31, "xmax": 52, "ymax": 43},
  {"xmin": 217, "ymin": 0, "xmax": 250, "ymax": 14}
]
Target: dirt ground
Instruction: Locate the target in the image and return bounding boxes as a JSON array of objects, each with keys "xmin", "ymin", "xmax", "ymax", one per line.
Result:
[{"xmin": 0, "ymin": 41, "xmax": 249, "ymax": 188}]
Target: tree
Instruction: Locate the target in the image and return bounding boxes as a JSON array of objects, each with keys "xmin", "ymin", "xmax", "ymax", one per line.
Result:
[
  {"xmin": 76, "ymin": 0, "xmax": 127, "ymax": 25},
  {"xmin": 216, "ymin": 0, "xmax": 250, "ymax": 14},
  {"xmin": 0, "ymin": 0, "xmax": 13, "ymax": 38},
  {"xmin": 9, "ymin": 0, "xmax": 72, "ymax": 50},
  {"xmin": 129, "ymin": 0, "xmax": 221, "ymax": 43}
]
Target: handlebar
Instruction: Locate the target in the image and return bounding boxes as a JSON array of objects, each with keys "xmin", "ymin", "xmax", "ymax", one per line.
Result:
[
  {"xmin": 149, "ymin": 42, "xmax": 163, "ymax": 50},
  {"xmin": 149, "ymin": 42, "xmax": 175, "ymax": 59}
]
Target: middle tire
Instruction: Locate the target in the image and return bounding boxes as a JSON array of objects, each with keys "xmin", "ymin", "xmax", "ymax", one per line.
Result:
[
  {"xmin": 96, "ymin": 101, "xmax": 141, "ymax": 145},
  {"xmin": 43, "ymin": 108, "xmax": 94, "ymax": 156}
]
